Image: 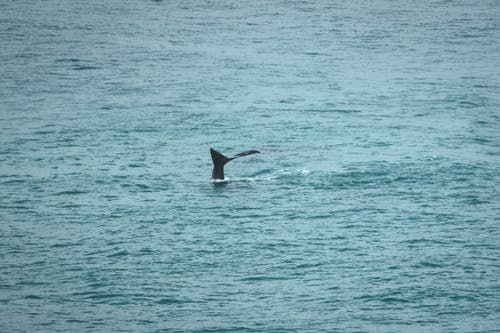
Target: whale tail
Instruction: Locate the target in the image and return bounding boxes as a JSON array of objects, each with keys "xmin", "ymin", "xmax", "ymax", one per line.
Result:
[{"xmin": 210, "ymin": 148, "xmax": 260, "ymax": 180}]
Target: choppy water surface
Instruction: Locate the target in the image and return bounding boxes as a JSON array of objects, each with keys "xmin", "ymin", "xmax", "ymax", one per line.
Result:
[{"xmin": 1, "ymin": 1, "xmax": 499, "ymax": 332}]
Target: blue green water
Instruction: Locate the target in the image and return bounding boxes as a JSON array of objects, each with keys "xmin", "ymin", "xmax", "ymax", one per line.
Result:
[{"xmin": 1, "ymin": 0, "xmax": 499, "ymax": 332}]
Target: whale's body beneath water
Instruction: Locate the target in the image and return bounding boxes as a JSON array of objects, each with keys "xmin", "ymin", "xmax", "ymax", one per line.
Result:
[{"xmin": 210, "ymin": 148, "xmax": 260, "ymax": 180}]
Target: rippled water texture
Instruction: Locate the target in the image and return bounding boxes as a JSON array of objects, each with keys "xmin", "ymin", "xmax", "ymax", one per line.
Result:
[{"xmin": 1, "ymin": 0, "xmax": 499, "ymax": 332}]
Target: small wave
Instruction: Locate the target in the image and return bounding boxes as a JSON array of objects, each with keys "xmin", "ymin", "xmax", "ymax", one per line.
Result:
[
  {"xmin": 33, "ymin": 129, "xmax": 55, "ymax": 135},
  {"xmin": 52, "ymin": 190, "xmax": 88, "ymax": 196},
  {"xmin": 50, "ymin": 242, "xmax": 80, "ymax": 248},
  {"xmin": 24, "ymin": 295, "xmax": 44, "ymax": 300},
  {"xmin": 135, "ymin": 183, "xmax": 150, "ymax": 189},
  {"xmin": 211, "ymin": 177, "xmax": 257, "ymax": 185},
  {"xmin": 55, "ymin": 58, "xmax": 81, "ymax": 63},
  {"xmin": 380, "ymin": 296, "xmax": 411, "ymax": 304},
  {"xmin": 81, "ymin": 293, "xmax": 123, "ymax": 300},
  {"xmin": 1, "ymin": 179, "xmax": 28, "ymax": 185},
  {"xmin": 73, "ymin": 65, "xmax": 100, "ymax": 71},
  {"xmin": 253, "ymin": 168, "xmax": 312, "ymax": 181},
  {"xmin": 107, "ymin": 250, "xmax": 129, "ymax": 258},
  {"xmin": 210, "ymin": 168, "xmax": 312, "ymax": 185},
  {"xmin": 299, "ymin": 168, "xmax": 310, "ymax": 176},
  {"xmin": 306, "ymin": 108, "xmax": 361, "ymax": 114},
  {"xmin": 414, "ymin": 261, "xmax": 441, "ymax": 269},
  {"xmin": 156, "ymin": 298, "xmax": 189, "ymax": 305},
  {"xmin": 240, "ymin": 276, "xmax": 288, "ymax": 282},
  {"xmin": 128, "ymin": 163, "xmax": 146, "ymax": 168},
  {"xmin": 294, "ymin": 262, "xmax": 323, "ymax": 269}
]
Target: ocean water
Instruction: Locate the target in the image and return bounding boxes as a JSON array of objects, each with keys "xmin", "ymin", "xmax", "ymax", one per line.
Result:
[{"xmin": 1, "ymin": 0, "xmax": 499, "ymax": 332}]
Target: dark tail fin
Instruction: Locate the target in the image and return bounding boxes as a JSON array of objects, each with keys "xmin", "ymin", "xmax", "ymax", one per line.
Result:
[
  {"xmin": 210, "ymin": 148, "xmax": 260, "ymax": 180},
  {"xmin": 211, "ymin": 148, "xmax": 229, "ymax": 180},
  {"xmin": 233, "ymin": 150, "xmax": 260, "ymax": 158}
]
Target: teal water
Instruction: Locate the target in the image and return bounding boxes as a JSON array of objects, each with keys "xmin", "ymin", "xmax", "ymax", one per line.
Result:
[{"xmin": 1, "ymin": 1, "xmax": 499, "ymax": 332}]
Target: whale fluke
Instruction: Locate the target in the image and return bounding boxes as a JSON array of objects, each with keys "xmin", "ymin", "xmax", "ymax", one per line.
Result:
[{"xmin": 210, "ymin": 148, "xmax": 260, "ymax": 180}]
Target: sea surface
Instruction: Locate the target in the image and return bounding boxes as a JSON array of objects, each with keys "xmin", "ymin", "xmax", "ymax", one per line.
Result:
[{"xmin": 1, "ymin": 0, "xmax": 499, "ymax": 332}]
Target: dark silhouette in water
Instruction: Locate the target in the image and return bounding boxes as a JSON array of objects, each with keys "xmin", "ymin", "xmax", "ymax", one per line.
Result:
[{"xmin": 210, "ymin": 148, "xmax": 260, "ymax": 180}]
